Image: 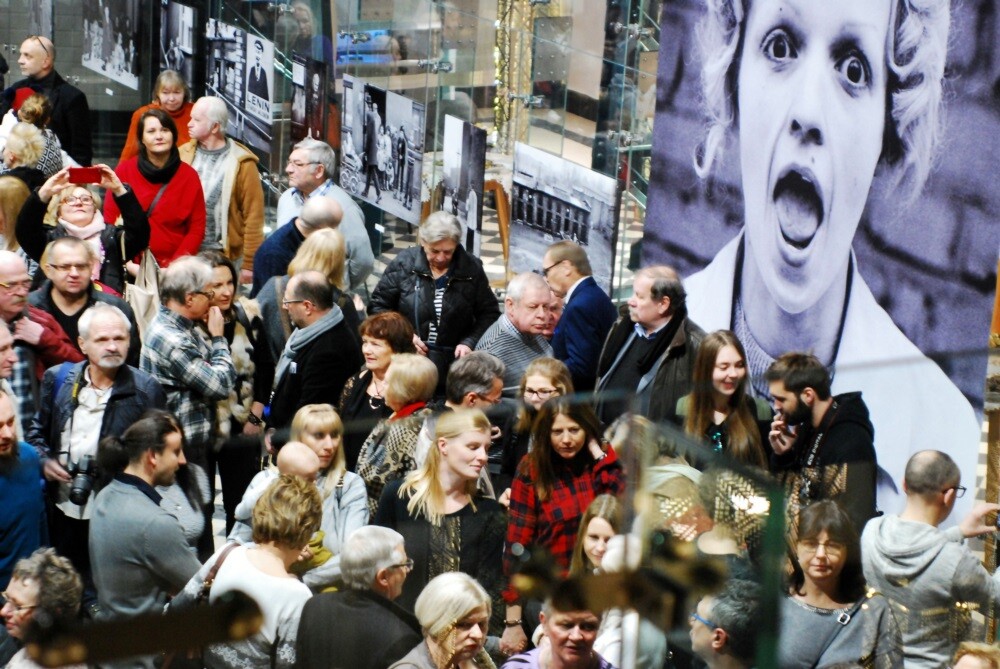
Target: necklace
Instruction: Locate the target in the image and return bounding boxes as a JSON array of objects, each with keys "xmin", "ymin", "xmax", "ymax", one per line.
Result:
[{"xmin": 369, "ymin": 375, "xmax": 386, "ymax": 410}]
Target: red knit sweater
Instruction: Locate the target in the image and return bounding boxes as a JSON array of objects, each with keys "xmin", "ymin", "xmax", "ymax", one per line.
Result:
[{"xmin": 105, "ymin": 158, "xmax": 206, "ymax": 267}]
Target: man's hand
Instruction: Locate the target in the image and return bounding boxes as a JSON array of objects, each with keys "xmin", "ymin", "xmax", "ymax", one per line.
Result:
[
  {"xmin": 206, "ymin": 306, "xmax": 225, "ymax": 338},
  {"xmin": 14, "ymin": 318, "xmax": 43, "ymax": 346},
  {"xmin": 768, "ymin": 412, "xmax": 795, "ymax": 456},
  {"xmin": 959, "ymin": 502, "xmax": 1000, "ymax": 538},
  {"xmin": 44, "ymin": 459, "xmax": 72, "ymax": 483},
  {"xmin": 454, "ymin": 344, "xmax": 473, "ymax": 358},
  {"xmin": 412, "ymin": 334, "xmax": 429, "ymax": 356}
]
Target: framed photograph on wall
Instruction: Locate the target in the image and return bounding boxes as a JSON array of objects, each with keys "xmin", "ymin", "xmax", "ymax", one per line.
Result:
[{"xmin": 442, "ymin": 115, "xmax": 487, "ymax": 257}]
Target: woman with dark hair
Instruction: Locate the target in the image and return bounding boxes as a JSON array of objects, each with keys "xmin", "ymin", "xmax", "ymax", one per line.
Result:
[
  {"xmin": 500, "ymin": 398, "xmax": 625, "ymax": 656},
  {"xmin": 780, "ymin": 500, "xmax": 901, "ymax": 668},
  {"xmin": 104, "ymin": 107, "xmax": 205, "ymax": 267},
  {"xmin": 674, "ymin": 330, "xmax": 771, "ymax": 468},
  {"xmin": 339, "ymin": 311, "xmax": 417, "ymax": 471},
  {"xmin": 200, "ymin": 250, "xmax": 262, "ymax": 534}
]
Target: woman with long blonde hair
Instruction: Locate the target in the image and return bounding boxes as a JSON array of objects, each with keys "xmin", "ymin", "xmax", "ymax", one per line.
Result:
[{"xmin": 374, "ymin": 409, "xmax": 506, "ymax": 637}]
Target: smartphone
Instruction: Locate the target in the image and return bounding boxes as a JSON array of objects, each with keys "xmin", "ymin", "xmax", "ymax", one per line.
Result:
[{"xmin": 67, "ymin": 167, "xmax": 101, "ymax": 184}]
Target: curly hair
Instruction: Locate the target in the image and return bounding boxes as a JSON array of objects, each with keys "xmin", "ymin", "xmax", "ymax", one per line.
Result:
[
  {"xmin": 694, "ymin": 0, "xmax": 948, "ymax": 201},
  {"xmin": 10, "ymin": 548, "xmax": 82, "ymax": 619},
  {"xmin": 252, "ymin": 473, "xmax": 323, "ymax": 550}
]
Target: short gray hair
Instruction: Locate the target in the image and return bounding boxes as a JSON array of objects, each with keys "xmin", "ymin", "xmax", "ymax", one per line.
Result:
[
  {"xmin": 195, "ymin": 96, "xmax": 228, "ymax": 133},
  {"xmin": 414, "ymin": 572, "xmax": 491, "ymax": 638},
  {"xmin": 293, "ymin": 137, "xmax": 337, "ymax": 178},
  {"xmin": 445, "ymin": 351, "xmax": 505, "ymax": 404},
  {"xmin": 159, "ymin": 255, "xmax": 213, "ymax": 303},
  {"xmin": 506, "ymin": 272, "xmax": 550, "ymax": 303},
  {"xmin": 419, "ymin": 211, "xmax": 462, "ymax": 246},
  {"xmin": 341, "ymin": 526, "xmax": 406, "ymax": 591},
  {"xmin": 78, "ymin": 303, "xmax": 131, "ymax": 340}
]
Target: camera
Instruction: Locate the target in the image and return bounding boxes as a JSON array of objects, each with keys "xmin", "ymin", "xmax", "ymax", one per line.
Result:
[{"xmin": 68, "ymin": 455, "xmax": 97, "ymax": 506}]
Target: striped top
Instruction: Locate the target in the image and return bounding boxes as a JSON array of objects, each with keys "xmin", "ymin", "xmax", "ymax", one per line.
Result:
[{"xmin": 475, "ymin": 314, "xmax": 553, "ymax": 396}]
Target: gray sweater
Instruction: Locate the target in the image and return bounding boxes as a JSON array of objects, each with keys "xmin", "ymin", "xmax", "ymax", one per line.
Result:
[
  {"xmin": 861, "ymin": 514, "xmax": 1000, "ymax": 669},
  {"xmin": 89, "ymin": 477, "xmax": 202, "ymax": 669}
]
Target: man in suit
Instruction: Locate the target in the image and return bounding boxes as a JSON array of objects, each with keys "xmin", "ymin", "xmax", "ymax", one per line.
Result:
[
  {"xmin": 362, "ymin": 92, "xmax": 382, "ymax": 202},
  {"xmin": 267, "ymin": 271, "xmax": 362, "ymax": 430},
  {"xmin": 542, "ymin": 240, "xmax": 617, "ymax": 392},
  {"xmin": 246, "ymin": 39, "xmax": 269, "ymax": 101}
]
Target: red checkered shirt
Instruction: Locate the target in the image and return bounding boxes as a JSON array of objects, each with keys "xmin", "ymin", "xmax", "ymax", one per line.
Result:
[{"xmin": 503, "ymin": 446, "xmax": 624, "ymax": 602}]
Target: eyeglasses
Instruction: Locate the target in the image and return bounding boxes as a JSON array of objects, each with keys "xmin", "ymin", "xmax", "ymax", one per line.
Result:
[
  {"xmin": 62, "ymin": 195, "xmax": 95, "ymax": 206},
  {"xmin": 192, "ymin": 290, "xmax": 215, "ymax": 300},
  {"xmin": 689, "ymin": 611, "xmax": 717, "ymax": 629},
  {"xmin": 28, "ymin": 36, "xmax": 50, "ymax": 58},
  {"xmin": 286, "ymin": 159, "xmax": 320, "ymax": 169},
  {"xmin": 798, "ymin": 539, "xmax": 846, "ymax": 558},
  {"xmin": 524, "ymin": 387, "xmax": 557, "ymax": 401},
  {"xmin": 540, "ymin": 259, "xmax": 565, "ymax": 278},
  {"xmin": 0, "ymin": 591, "xmax": 37, "ymax": 614},
  {"xmin": 944, "ymin": 485, "xmax": 967, "ymax": 498},
  {"xmin": 475, "ymin": 393, "xmax": 502, "ymax": 406},
  {"xmin": 389, "ymin": 558, "xmax": 414, "ymax": 572},
  {"xmin": 0, "ymin": 279, "xmax": 32, "ymax": 292},
  {"xmin": 282, "ymin": 299, "xmax": 305, "ymax": 307},
  {"xmin": 47, "ymin": 262, "xmax": 90, "ymax": 273}
]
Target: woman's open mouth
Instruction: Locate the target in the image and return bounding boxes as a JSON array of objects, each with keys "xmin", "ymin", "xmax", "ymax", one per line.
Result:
[{"xmin": 773, "ymin": 168, "xmax": 824, "ymax": 250}]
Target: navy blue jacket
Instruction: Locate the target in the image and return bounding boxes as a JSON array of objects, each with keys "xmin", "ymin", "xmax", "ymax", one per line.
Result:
[{"xmin": 551, "ymin": 276, "xmax": 617, "ymax": 391}]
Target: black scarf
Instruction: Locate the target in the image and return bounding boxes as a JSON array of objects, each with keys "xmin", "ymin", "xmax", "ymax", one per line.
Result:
[
  {"xmin": 597, "ymin": 304, "xmax": 690, "ymax": 378},
  {"xmin": 137, "ymin": 147, "xmax": 181, "ymax": 183}
]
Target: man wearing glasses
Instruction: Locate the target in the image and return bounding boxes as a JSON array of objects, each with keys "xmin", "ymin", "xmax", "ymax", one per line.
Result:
[
  {"xmin": 140, "ymin": 255, "xmax": 234, "ymax": 472},
  {"xmin": 688, "ymin": 579, "xmax": 762, "ymax": 669},
  {"xmin": 0, "ymin": 35, "xmax": 91, "ymax": 166},
  {"xmin": 862, "ymin": 450, "xmax": 1000, "ymax": 669},
  {"xmin": 0, "ymin": 250, "xmax": 83, "ymax": 436}
]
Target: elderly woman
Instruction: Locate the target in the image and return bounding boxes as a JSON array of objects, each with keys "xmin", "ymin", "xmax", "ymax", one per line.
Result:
[
  {"xmin": 171, "ymin": 475, "xmax": 322, "ymax": 669},
  {"xmin": 15, "ymin": 94, "xmax": 63, "ymax": 178},
  {"xmin": 16, "ymin": 165, "xmax": 150, "ymax": 294},
  {"xmin": 390, "ymin": 572, "xmax": 496, "ymax": 669},
  {"xmin": 677, "ymin": 0, "xmax": 977, "ymax": 514},
  {"xmin": 0, "ymin": 122, "xmax": 45, "ymax": 190},
  {"xmin": 119, "ymin": 70, "xmax": 193, "ymax": 163},
  {"xmin": 369, "ymin": 211, "xmax": 499, "ymax": 391},
  {"xmin": 0, "ymin": 548, "xmax": 84, "ymax": 669},
  {"xmin": 339, "ymin": 312, "xmax": 417, "ymax": 471},
  {"xmin": 375, "ymin": 409, "xmax": 506, "ymax": 635},
  {"xmin": 104, "ymin": 108, "xmax": 205, "ymax": 267},
  {"xmin": 356, "ymin": 353, "xmax": 438, "ymax": 516}
]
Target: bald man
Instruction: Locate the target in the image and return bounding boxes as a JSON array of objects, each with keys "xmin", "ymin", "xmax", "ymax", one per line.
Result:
[
  {"xmin": 250, "ymin": 195, "xmax": 343, "ymax": 297},
  {"xmin": 0, "ymin": 36, "xmax": 91, "ymax": 165}
]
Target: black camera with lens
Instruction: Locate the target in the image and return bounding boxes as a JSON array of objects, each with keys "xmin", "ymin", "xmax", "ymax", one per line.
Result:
[{"xmin": 68, "ymin": 455, "xmax": 97, "ymax": 506}]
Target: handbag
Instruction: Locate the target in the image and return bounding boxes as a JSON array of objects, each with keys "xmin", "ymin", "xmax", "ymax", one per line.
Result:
[{"xmin": 123, "ymin": 184, "xmax": 166, "ymax": 340}]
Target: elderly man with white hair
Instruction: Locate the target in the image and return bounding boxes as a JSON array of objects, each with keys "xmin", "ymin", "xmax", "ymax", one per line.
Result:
[
  {"xmin": 180, "ymin": 96, "xmax": 264, "ymax": 284},
  {"xmin": 475, "ymin": 272, "xmax": 553, "ymax": 397},
  {"xmin": 140, "ymin": 255, "xmax": 235, "ymax": 469}
]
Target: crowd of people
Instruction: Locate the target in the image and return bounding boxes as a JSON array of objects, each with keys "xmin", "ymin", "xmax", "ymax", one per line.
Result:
[{"xmin": 0, "ymin": 23, "xmax": 997, "ymax": 669}]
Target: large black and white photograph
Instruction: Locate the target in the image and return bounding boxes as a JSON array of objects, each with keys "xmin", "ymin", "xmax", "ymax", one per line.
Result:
[
  {"xmin": 643, "ymin": 0, "xmax": 999, "ymax": 517},
  {"xmin": 160, "ymin": 0, "xmax": 196, "ymax": 86},
  {"xmin": 244, "ymin": 34, "xmax": 274, "ymax": 125},
  {"xmin": 82, "ymin": 0, "xmax": 140, "ymax": 89},
  {"xmin": 205, "ymin": 20, "xmax": 272, "ymax": 155},
  {"xmin": 290, "ymin": 54, "xmax": 307, "ymax": 142},
  {"xmin": 305, "ymin": 58, "xmax": 329, "ymax": 141},
  {"xmin": 340, "ymin": 74, "xmax": 426, "ymax": 225},
  {"xmin": 442, "ymin": 115, "xmax": 487, "ymax": 256},
  {"xmin": 510, "ymin": 142, "xmax": 619, "ymax": 293},
  {"xmin": 26, "ymin": 0, "xmax": 52, "ymax": 40}
]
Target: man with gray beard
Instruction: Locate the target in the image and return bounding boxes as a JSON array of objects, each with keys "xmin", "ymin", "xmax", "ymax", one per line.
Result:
[{"xmin": 27, "ymin": 302, "xmax": 166, "ymax": 615}]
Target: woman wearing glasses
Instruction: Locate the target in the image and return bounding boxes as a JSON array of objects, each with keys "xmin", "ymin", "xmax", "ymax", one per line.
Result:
[
  {"xmin": 15, "ymin": 164, "xmax": 150, "ymax": 294},
  {"xmin": 495, "ymin": 357, "xmax": 574, "ymax": 503},
  {"xmin": 104, "ymin": 108, "xmax": 205, "ymax": 268},
  {"xmin": 780, "ymin": 500, "xmax": 900, "ymax": 668},
  {"xmin": 375, "ymin": 409, "xmax": 506, "ymax": 637}
]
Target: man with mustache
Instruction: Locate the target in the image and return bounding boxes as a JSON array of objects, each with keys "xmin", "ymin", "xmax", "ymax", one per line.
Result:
[
  {"xmin": 766, "ymin": 352, "xmax": 877, "ymax": 533},
  {"xmin": 28, "ymin": 237, "xmax": 141, "ymax": 366},
  {"xmin": 27, "ymin": 302, "xmax": 166, "ymax": 616}
]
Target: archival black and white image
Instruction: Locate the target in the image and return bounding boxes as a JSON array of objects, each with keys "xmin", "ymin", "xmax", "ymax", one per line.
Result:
[
  {"xmin": 643, "ymin": 0, "xmax": 999, "ymax": 517},
  {"xmin": 442, "ymin": 115, "xmax": 487, "ymax": 257},
  {"xmin": 82, "ymin": 0, "xmax": 140, "ymax": 89},
  {"xmin": 340, "ymin": 74, "xmax": 426, "ymax": 225},
  {"xmin": 25, "ymin": 0, "xmax": 52, "ymax": 40},
  {"xmin": 510, "ymin": 142, "xmax": 619, "ymax": 293},
  {"xmin": 205, "ymin": 20, "xmax": 272, "ymax": 155},
  {"xmin": 305, "ymin": 58, "xmax": 328, "ymax": 141},
  {"xmin": 290, "ymin": 54, "xmax": 307, "ymax": 142},
  {"xmin": 160, "ymin": 0, "xmax": 196, "ymax": 86},
  {"xmin": 244, "ymin": 34, "xmax": 274, "ymax": 125}
]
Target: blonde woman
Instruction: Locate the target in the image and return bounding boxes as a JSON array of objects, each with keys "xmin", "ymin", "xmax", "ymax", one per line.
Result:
[
  {"xmin": 357, "ymin": 353, "xmax": 438, "ymax": 516},
  {"xmin": 1, "ymin": 122, "xmax": 46, "ymax": 190},
  {"xmin": 390, "ymin": 572, "xmax": 496, "ymax": 669},
  {"xmin": 375, "ymin": 409, "xmax": 506, "ymax": 635}
]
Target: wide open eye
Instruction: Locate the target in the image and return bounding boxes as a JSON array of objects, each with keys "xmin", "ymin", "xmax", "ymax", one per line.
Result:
[{"xmin": 762, "ymin": 30, "xmax": 797, "ymax": 63}]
